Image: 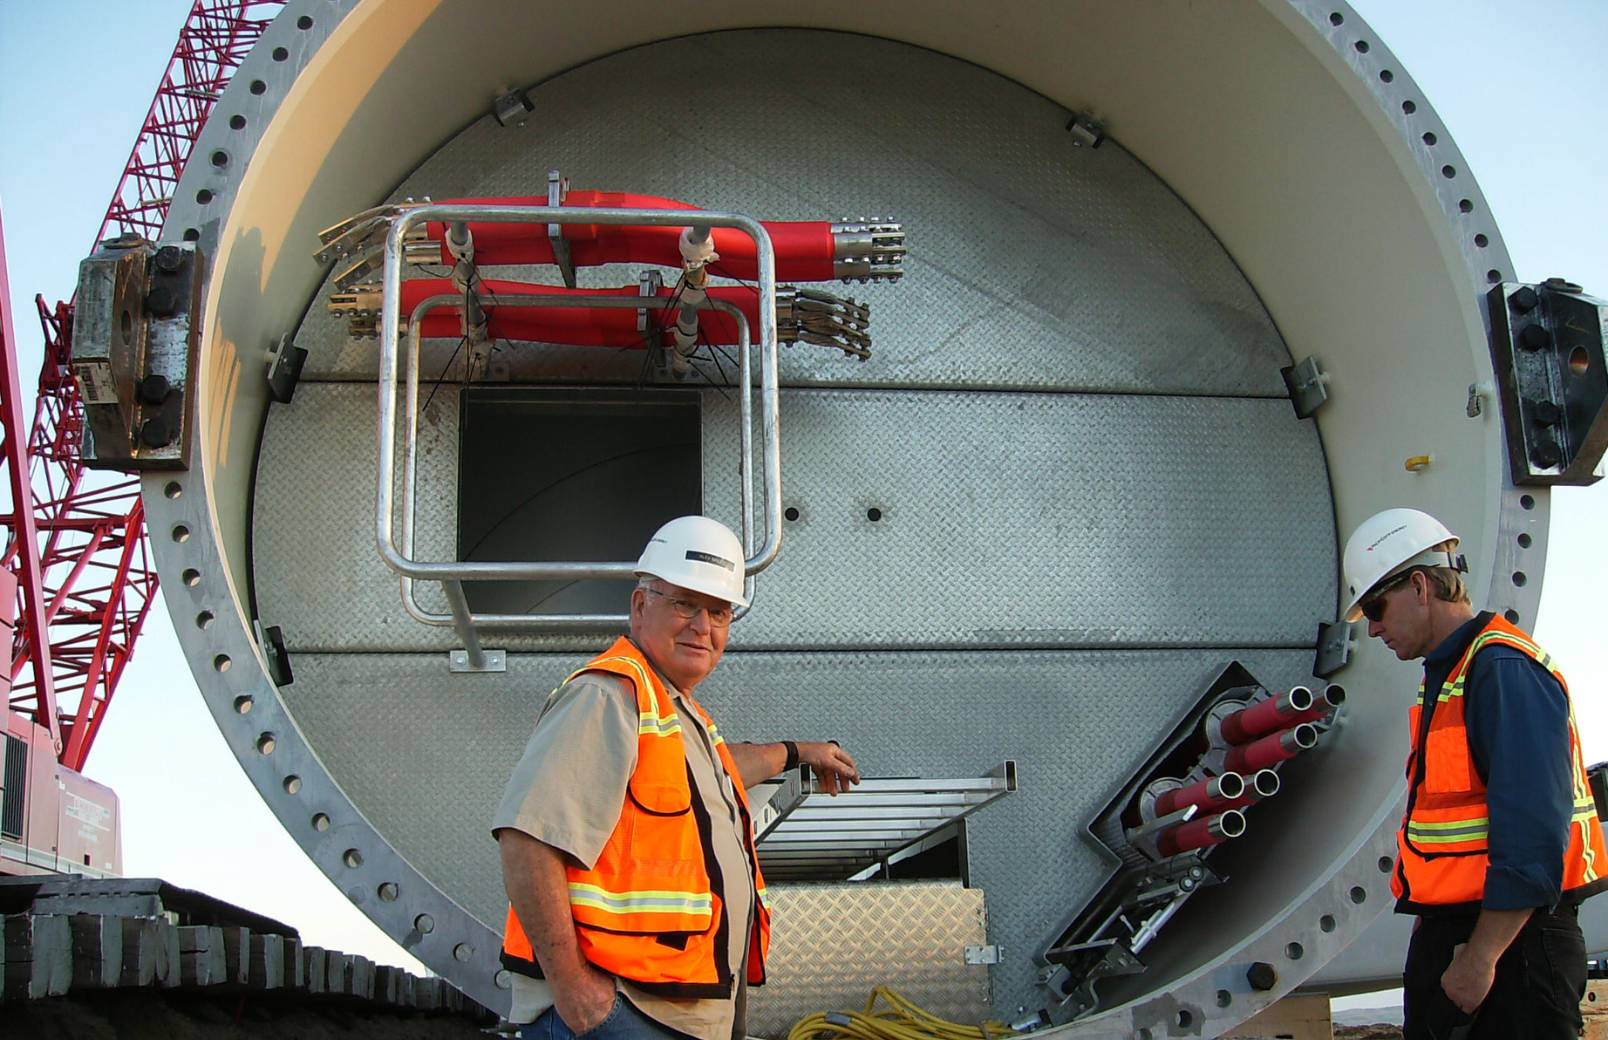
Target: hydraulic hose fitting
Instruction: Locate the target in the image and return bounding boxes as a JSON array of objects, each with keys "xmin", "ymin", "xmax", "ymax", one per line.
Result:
[
  {"xmin": 831, "ymin": 219, "xmax": 906, "ymax": 282},
  {"xmin": 777, "ymin": 287, "xmax": 872, "ymax": 359}
]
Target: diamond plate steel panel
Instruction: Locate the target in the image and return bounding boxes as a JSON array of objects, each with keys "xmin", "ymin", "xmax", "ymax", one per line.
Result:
[
  {"xmin": 277, "ymin": 647, "xmax": 1318, "ymax": 1017},
  {"xmin": 294, "ymin": 30, "xmax": 1289, "ymax": 397},
  {"xmin": 746, "ymin": 883, "xmax": 990, "ymax": 1039},
  {"xmin": 253, "ymin": 384, "xmax": 1332, "ymax": 652}
]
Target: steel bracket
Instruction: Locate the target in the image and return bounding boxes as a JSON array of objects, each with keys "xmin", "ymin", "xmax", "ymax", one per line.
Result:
[
  {"xmin": 1486, "ymin": 280, "xmax": 1608, "ymax": 485},
  {"xmin": 546, "ymin": 169, "xmax": 576, "ymax": 288},
  {"xmin": 267, "ymin": 334, "xmax": 308, "ymax": 404},
  {"xmin": 1065, "ymin": 113, "xmax": 1105, "ymax": 149},
  {"xmin": 1313, "ymin": 620, "xmax": 1354, "ymax": 679},
  {"xmin": 491, "ymin": 88, "xmax": 534, "ymax": 127},
  {"xmin": 1281, "ymin": 356, "xmax": 1330, "ymax": 419},
  {"xmin": 448, "ymin": 648, "xmax": 506, "ymax": 673},
  {"xmin": 72, "ymin": 238, "xmax": 201, "ymax": 470},
  {"xmin": 964, "ymin": 944, "xmax": 1002, "ymax": 965}
]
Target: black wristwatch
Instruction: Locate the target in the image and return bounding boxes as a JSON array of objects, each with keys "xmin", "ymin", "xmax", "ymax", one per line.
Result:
[{"xmin": 782, "ymin": 740, "xmax": 799, "ymax": 771}]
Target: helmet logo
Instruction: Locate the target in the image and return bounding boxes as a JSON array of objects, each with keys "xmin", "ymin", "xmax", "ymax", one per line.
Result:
[
  {"xmin": 1366, "ymin": 524, "xmax": 1408, "ymax": 552},
  {"xmin": 685, "ymin": 549, "xmax": 736, "ymax": 571}
]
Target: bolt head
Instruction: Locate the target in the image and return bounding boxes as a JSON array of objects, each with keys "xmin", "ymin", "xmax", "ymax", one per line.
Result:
[
  {"xmin": 1532, "ymin": 399, "xmax": 1564, "ymax": 426},
  {"xmin": 1246, "ymin": 961, "xmax": 1279, "ymax": 991},
  {"xmin": 1519, "ymin": 324, "xmax": 1552, "ymax": 351},
  {"xmin": 145, "ymin": 286, "xmax": 178, "ymax": 318},
  {"xmin": 154, "ymin": 245, "xmax": 185, "ymax": 273},
  {"xmin": 1531, "ymin": 436, "xmax": 1562, "ymax": 469},
  {"xmin": 137, "ymin": 374, "xmax": 170, "ymax": 405},
  {"xmin": 1509, "ymin": 286, "xmax": 1540, "ymax": 314},
  {"xmin": 139, "ymin": 417, "xmax": 173, "ymax": 448}
]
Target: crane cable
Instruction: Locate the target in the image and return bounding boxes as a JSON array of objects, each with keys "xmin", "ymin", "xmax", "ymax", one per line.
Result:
[{"xmin": 787, "ymin": 987, "xmax": 1015, "ymax": 1040}]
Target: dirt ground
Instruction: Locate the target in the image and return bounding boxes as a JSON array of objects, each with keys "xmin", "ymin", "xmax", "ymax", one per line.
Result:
[{"xmin": 4, "ymin": 990, "xmax": 496, "ymax": 1040}]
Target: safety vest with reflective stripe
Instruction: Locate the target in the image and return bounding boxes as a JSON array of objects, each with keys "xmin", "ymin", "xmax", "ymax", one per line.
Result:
[
  {"xmin": 1392, "ymin": 613, "xmax": 1608, "ymax": 911},
  {"xmin": 502, "ymin": 637, "xmax": 771, "ymax": 997}
]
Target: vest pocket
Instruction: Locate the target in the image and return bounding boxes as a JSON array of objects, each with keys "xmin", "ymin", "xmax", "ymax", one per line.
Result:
[{"xmin": 1423, "ymin": 724, "xmax": 1476, "ymax": 794}]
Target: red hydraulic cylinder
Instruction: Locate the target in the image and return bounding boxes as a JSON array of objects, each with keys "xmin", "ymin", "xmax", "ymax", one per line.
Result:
[
  {"xmin": 1217, "ymin": 686, "xmax": 1314, "ymax": 745},
  {"xmin": 1156, "ymin": 809, "xmax": 1246, "ymax": 857},
  {"xmin": 426, "ymin": 192, "xmax": 839, "ymax": 282},
  {"xmin": 1152, "ymin": 772, "xmax": 1246, "ymax": 818},
  {"xmin": 1223, "ymin": 724, "xmax": 1317, "ymax": 774}
]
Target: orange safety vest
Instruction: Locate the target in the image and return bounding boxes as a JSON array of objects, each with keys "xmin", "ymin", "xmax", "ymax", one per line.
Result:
[
  {"xmin": 1392, "ymin": 613, "xmax": 1608, "ymax": 911},
  {"xmin": 502, "ymin": 637, "xmax": 771, "ymax": 997}
]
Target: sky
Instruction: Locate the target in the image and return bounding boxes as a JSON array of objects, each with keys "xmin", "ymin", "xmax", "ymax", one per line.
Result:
[{"xmin": 2, "ymin": 0, "xmax": 1606, "ymax": 1001}]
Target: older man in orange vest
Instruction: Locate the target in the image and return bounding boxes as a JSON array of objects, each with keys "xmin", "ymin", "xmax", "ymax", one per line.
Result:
[
  {"xmin": 1342, "ymin": 508, "xmax": 1608, "ymax": 1040},
  {"xmin": 493, "ymin": 516, "xmax": 860, "ymax": 1040}
]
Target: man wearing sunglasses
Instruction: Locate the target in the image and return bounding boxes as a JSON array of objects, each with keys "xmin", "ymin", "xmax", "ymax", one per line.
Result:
[
  {"xmin": 493, "ymin": 515, "xmax": 860, "ymax": 1040},
  {"xmin": 1341, "ymin": 507, "xmax": 1607, "ymax": 1040}
]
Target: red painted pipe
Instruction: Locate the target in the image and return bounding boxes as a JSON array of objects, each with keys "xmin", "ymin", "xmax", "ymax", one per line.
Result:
[
  {"xmin": 426, "ymin": 192, "xmax": 838, "ymax": 282},
  {"xmin": 1223, "ymin": 724, "xmax": 1317, "ymax": 774},
  {"xmin": 1283, "ymin": 683, "xmax": 1347, "ymax": 727},
  {"xmin": 1153, "ymin": 772, "xmax": 1246, "ymax": 818},
  {"xmin": 1218, "ymin": 687, "xmax": 1315, "ymax": 745},
  {"xmin": 397, "ymin": 278, "xmax": 763, "ymax": 348},
  {"xmin": 1156, "ymin": 809, "xmax": 1246, "ymax": 857},
  {"xmin": 1218, "ymin": 768, "xmax": 1282, "ymax": 811}
]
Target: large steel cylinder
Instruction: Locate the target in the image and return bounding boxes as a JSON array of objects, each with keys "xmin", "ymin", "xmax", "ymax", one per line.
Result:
[{"xmin": 144, "ymin": 2, "xmax": 1550, "ymax": 1034}]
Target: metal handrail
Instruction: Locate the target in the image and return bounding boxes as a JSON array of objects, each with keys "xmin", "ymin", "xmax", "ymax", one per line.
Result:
[
  {"xmin": 396, "ymin": 294, "xmax": 767, "ymax": 630},
  {"xmin": 373, "ymin": 205, "xmax": 782, "ymax": 658}
]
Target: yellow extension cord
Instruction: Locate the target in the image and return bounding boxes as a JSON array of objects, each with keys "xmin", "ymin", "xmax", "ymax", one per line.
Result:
[{"xmin": 787, "ymin": 987, "xmax": 1015, "ymax": 1040}]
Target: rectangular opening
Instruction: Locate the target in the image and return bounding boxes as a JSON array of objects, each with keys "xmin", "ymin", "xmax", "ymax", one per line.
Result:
[
  {"xmin": 2, "ymin": 733, "xmax": 25, "ymax": 840},
  {"xmin": 457, "ymin": 387, "xmax": 702, "ymax": 616}
]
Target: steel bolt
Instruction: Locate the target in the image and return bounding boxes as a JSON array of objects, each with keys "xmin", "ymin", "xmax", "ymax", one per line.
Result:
[
  {"xmin": 154, "ymin": 245, "xmax": 186, "ymax": 273},
  {"xmin": 1509, "ymin": 286, "xmax": 1540, "ymax": 314},
  {"xmin": 1519, "ymin": 324, "xmax": 1552, "ymax": 351},
  {"xmin": 137, "ymin": 374, "xmax": 170, "ymax": 405},
  {"xmin": 1532, "ymin": 399, "xmax": 1563, "ymax": 426},
  {"xmin": 1530, "ymin": 436, "xmax": 1562, "ymax": 469},
  {"xmin": 1246, "ymin": 961, "xmax": 1278, "ymax": 992},
  {"xmin": 140, "ymin": 416, "xmax": 173, "ymax": 448},
  {"xmin": 145, "ymin": 286, "xmax": 178, "ymax": 318}
]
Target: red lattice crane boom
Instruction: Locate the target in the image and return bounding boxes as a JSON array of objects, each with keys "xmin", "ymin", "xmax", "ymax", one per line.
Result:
[{"xmin": 1, "ymin": 1, "xmax": 285, "ymax": 771}]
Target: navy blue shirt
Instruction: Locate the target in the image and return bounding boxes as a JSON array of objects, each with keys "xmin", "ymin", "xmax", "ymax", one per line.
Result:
[{"xmin": 1419, "ymin": 613, "xmax": 1574, "ymax": 911}]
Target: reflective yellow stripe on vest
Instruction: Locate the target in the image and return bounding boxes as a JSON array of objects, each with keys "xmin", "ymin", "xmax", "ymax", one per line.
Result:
[
  {"xmin": 568, "ymin": 882, "xmax": 714, "ymax": 919},
  {"xmin": 1406, "ymin": 817, "xmax": 1490, "ymax": 844}
]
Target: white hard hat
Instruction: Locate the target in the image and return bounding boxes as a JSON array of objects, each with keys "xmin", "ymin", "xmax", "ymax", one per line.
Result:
[
  {"xmin": 635, "ymin": 516, "xmax": 750, "ymax": 607},
  {"xmin": 1340, "ymin": 507, "xmax": 1465, "ymax": 622}
]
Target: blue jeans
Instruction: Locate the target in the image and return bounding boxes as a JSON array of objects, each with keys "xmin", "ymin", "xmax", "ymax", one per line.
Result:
[{"xmin": 520, "ymin": 994, "xmax": 689, "ymax": 1040}]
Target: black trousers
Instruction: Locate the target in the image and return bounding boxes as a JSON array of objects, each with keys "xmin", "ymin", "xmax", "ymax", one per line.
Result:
[{"xmin": 1402, "ymin": 904, "xmax": 1586, "ymax": 1040}]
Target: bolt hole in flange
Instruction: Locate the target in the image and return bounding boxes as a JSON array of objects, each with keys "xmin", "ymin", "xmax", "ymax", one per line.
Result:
[
  {"xmin": 414, "ymin": 913, "xmax": 434, "ymax": 935},
  {"xmin": 1319, "ymin": 914, "xmax": 1337, "ymax": 933},
  {"xmin": 343, "ymin": 848, "xmax": 363, "ymax": 868},
  {"xmin": 312, "ymin": 813, "xmax": 331, "ymax": 832},
  {"xmin": 378, "ymin": 882, "xmax": 399, "ymax": 902},
  {"xmin": 1216, "ymin": 990, "xmax": 1232, "ymax": 1008},
  {"xmin": 1286, "ymin": 942, "xmax": 1305, "ymax": 960},
  {"xmin": 283, "ymin": 775, "xmax": 302, "ymax": 795},
  {"xmin": 1349, "ymin": 886, "xmax": 1368, "ymax": 904},
  {"xmin": 233, "ymin": 695, "xmax": 253, "ymax": 715},
  {"xmin": 256, "ymin": 732, "xmax": 275, "ymax": 755},
  {"xmin": 164, "ymin": 481, "xmax": 183, "ymax": 499},
  {"xmin": 1570, "ymin": 346, "xmax": 1591, "ymax": 375}
]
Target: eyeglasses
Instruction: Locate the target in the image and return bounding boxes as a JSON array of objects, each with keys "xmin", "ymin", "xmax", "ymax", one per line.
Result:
[
  {"xmin": 1360, "ymin": 570, "xmax": 1416, "ymax": 623},
  {"xmin": 644, "ymin": 587, "xmax": 734, "ymax": 627}
]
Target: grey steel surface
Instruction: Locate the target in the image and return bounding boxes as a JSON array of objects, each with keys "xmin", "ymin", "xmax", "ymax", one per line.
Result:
[
  {"xmin": 745, "ymin": 882, "xmax": 991, "ymax": 1039},
  {"xmin": 254, "ymin": 384, "xmax": 1332, "ymax": 653},
  {"xmin": 291, "ymin": 31, "xmax": 1290, "ymax": 399},
  {"xmin": 277, "ymin": 647, "xmax": 1318, "ymax": 1016}
]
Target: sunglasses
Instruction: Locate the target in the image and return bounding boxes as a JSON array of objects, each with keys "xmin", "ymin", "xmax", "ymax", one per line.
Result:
[{"xmin": 1360, "ymin": 570, "xmax": 1417, "ymax": 623}]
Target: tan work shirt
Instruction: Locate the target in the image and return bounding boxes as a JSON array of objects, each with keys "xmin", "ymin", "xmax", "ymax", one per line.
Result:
[{"xmin": 493, "ymin": 667, "xmax": 757, "ymax": 1040}]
